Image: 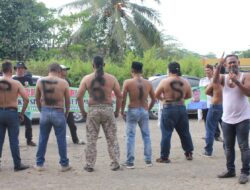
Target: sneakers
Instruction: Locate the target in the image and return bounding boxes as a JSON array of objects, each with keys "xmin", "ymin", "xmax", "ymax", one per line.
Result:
[
  {"xmin": 215, "ymin": 136, "xmax": 224, "ymax": 142},
  {"xmin": 61, "ymin": 165, "xmax": 72, "ymax": 172},
  {"xmin": 110, "ymin": 162, "xmax": 120, "ymax": 171},
  {"xmin": 27, "ymin": 141, "xmax": 36, "ymax": 146},
  {"xmin": 185, "ymin": 152, "xmax": 193, "ymax": 160},
  {"xmin": 34, "ymin": 165, "xmax": 45, "ymax": 172},
  {"xmin": 217, "ymin": 171, "xmax": 236, "ymax": 178},
  {"xmin": 156, "ymin": 157, "xmax": 171, "ymax": 163},
  {"xmin": 145, "ymin": 161, "xmax": 153, "ymax": 167},
  {"xmin": 238, "ymin": 173, "xmax": 249, "ymax": 184},
  {"xmin": 201, "ymin": 151, "xmax": 212, "ymax": 157},
  {"xmin": 84, "ymin": 165, "xmax": 94, "ymax": 172},
  {"xmin": 14, "ymin": 164, "xmax": 29, "ymax": 172}
]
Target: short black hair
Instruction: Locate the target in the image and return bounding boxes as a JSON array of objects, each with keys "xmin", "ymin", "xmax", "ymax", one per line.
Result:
[
  {"xmin": 1, "ymin": 60, "xmax": 13, "ymax": 73},
  {"xmin": 48, "ymin": 63, "xmax": 62, "ymax": 73},
  {"xmin": 93, "ymin": 55, "xmax": 104, "ymax": 68},
  {"xmin": 131, "ymin": 61, "xmax": 143, "ymax": 73},
  {"xmin": 168, "ymin": 61, "xmax": 181, "ymax": 76}
]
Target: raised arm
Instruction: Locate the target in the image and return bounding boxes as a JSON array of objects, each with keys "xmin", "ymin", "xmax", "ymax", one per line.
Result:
[
  {"xmin": 231, "ymin": 73, "xmax": 250, "ymax": 97},
  {"xmin": 213, "ymin": 52, "xmax": 225, "ymax": 84}
]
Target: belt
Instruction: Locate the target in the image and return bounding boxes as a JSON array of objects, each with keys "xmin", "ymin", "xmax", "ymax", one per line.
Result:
[
  {"xmin": 163, "ymin": 101, "xmax": 184, "ymax": 108},
  {"xmin": 0, "ymin": 107, "xmax": 18, "ymax": 111}
]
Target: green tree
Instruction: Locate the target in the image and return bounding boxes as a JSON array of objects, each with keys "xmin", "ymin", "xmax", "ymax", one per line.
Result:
[
  {"xmin": 61, "ymin": 0, "xmax": 164, "ymax": 60},
  {"xmin": 0, "ymin": 0, "xmax": 54, "ymax": 60}
]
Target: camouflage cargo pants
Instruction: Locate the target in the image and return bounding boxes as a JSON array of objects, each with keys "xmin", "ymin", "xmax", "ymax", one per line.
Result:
[{"xmin": 85, "ymin": 105, "xmax": 120, "ymax": 168}]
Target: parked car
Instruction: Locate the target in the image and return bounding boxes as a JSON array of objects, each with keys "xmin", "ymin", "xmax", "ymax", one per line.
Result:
[{"xmin": 148, "ymin": 74, "xmax": 200, "ymax": 117}]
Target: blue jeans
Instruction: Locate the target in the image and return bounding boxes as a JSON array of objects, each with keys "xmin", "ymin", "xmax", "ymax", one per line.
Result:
[
  {"xmin": 205, "ymin": 104, "xmax": 223, "ymax": 155},
  {"xmin": 126, "ymin": 108, "xmax": 152, "ymax": 164},
  {"xmin": 0, "ymin": 109, "xmax": 21, "ymax": 168},
  {"xmin": 222, "ymin": 119, "xmax": 250, "ymax": 175},
  {"xmin": 160, "ymin": 105, "xmax": 193, "ymax": 158},
  {"xmin": 36, "ymin": 107, "xmax": 69, "ymax": 167}
]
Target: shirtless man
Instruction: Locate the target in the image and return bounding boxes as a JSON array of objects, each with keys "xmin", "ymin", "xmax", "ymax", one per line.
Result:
[
  {"xmin": 155, "ymin": 61, "xmax": 194, "ymax": 163},
  {"xmin": 121, "ymin": 61, "xmax": 155, "ymax": 169},
  {"xmin": 0, "ymin": 61, "xmax": 29, "ymax": 171},
  {"xmin": 203, "ymin": 54, "xmax": 224, "ymax": 157},
  {"xmin": 217, "ymin": 54, "xmax": 250, "ymax": 184},
  {"xmin": 35, "ymin": 63, "xmax": 71, "ymax": 172},
  {"xmin": 77, "ymin": 55, "xmax": 122, "ymax": 172}
]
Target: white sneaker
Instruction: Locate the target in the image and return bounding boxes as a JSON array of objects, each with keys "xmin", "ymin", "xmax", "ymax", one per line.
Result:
[
  {"xmin": 33, "ymin": 165, "xmax": 45, "ymax": 172},
  {"xmin": 61, "ymin": 165, "xmax": 72, "ymax": 172}
]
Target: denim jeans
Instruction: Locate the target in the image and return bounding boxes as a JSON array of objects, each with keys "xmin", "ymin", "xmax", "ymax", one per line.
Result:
[
  {"xmin": 222, "ymin": 119, "xmax": 250, "ymax": 175},
  {"xmin": 205, "ymin": 104, "xmax": 223, "ymax": 155},
  {"xmin": 126, "ymin": 108, "xmax": 152, "ymax": 164},
  {"xmin": 24, "ymin": 114, "xmax": 33, "ymax": 143},
  {"xmin": 67, "ymin": 112, "xmax": 79, "ymax": 143},
  {"xmin": 0, "ymin": 109, "xmax": 21, "ymax": 168},
  {"xmin": 202, "ymin": 108, "xmax": 221, "ymax": 138},
  {"xmin": 36, "ymin": 107, "xmax": 69, "ymax": 167},
  {"xmin": 160, "ymin": 105, "xmax": 193, "ymax": 158}
]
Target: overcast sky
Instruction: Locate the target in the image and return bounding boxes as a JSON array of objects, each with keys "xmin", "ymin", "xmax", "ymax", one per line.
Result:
[{"xmin": 39, "ymin": 0, "xmax": 250, "ymax": 57}]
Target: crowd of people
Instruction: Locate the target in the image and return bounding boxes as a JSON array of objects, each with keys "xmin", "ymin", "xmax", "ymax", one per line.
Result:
[{"xmin": 0, "ymin": 54, "xmax": 249, "ymax": 184}]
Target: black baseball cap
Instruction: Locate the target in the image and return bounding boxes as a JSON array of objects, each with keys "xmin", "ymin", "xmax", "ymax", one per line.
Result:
[{"xmin": 14, "ymin": 62, "xmax": 27, "ymax": 70}]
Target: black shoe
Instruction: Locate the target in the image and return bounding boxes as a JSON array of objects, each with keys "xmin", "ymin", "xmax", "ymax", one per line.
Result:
[
  {"xmin": 217, "ymin": 171, "xmax": 236, "ymax": 178},
  {"xmin": 27, "ymin": 141, "xmax": 36, "ymax": 146},
  {"xmin": 84, "ymin": 165, "xmax": 94, "ymax": 172},
  {"xmin": 14, "ymin": 164, "xmax": 29, "ymax": 172},
  {"xmin": 239, "ymin": 173, "xmax": 249, "ymax": 184},
  {"xmin": 74, "ymin": 140, "xmax": 85, "ymax": 145},
  {"xmin": 185, "ymin": 152, "xmax": 193, "ymax": 160},
  {"xmin": 110, "ymin": 162, "xmax": 120, "ymax": 171}
]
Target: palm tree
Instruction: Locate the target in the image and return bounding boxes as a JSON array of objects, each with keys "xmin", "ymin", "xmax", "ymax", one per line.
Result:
[{"xmin": 60, "ymin": 0, "xmax": 163, "ymax": 60}]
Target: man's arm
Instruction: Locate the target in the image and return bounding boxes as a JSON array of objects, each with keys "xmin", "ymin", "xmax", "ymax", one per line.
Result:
[
  {"xmin": 184, "ymin": 82, "xmax": 192, "ymax": 99},
  {"xmin": 155, "ymin": 81, "xmax": 164, "ymax": 101},
  {"xmin": 64, "ymin": 83, "xmax": 70, "ymax": 118},
  {"xmin": 35, "ymin": 80, "xmax": 42, "ymax": 112},
  {"xmin": 213, "ymin": 52, "xmax": 225, "ymax": 84},
  {"xmin": 148, "ymin": 84, "xmax": 156, "ymax": 111},
  {"xmin": 18, "ymin": 83, "xmax": 29, "ymax": 121},
  {"xmin": 205, "ymin": 83, "xmax": 213, "ymax": 96},
  {"xmin": 113, "ymin": 79, "xmax": 122, "ymax": 118},
  {"xmin": 77, "ymin": 78, "xmax": 87, "ymax": 117},
  {"xmin": 121, "ymin": 81, "xmax": 128, "ymax": 116}
]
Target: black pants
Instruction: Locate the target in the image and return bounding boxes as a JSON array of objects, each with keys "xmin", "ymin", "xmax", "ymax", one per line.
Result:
[
  {"xmin": 67, "ymin": 112, "xmax": 79, "ymax": 143},
  {"xmin": 202, "ymin": 108, "xmax": 221, "ymax": 138},
  {"xmin": 24, "ymin": 115, "xmax": 33, "ymax": 143}
]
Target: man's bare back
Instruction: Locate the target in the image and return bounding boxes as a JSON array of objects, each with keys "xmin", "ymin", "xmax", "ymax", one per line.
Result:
[
  {"xmin": 156, "ymin": 76, "xmax": 192, "ymax": 103},
  {"xmin": 36, "ymin": 76, "xmax": 69, "ymax": 109},
  {"xmin": 79, "ymin": 73, "xmax": 120, "ymax": 105},
  {"xmin": 122, "ymin": 77, "xmax": 154, "ymax": 109},
  {"xmin": 0, "ymin": 77, "xmax": 27, "ymax": 108}
]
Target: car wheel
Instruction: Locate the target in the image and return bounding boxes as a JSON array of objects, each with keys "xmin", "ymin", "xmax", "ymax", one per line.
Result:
[{"xmin": 73, "ymin": 112, "xmax": 86, "ymax": 123}]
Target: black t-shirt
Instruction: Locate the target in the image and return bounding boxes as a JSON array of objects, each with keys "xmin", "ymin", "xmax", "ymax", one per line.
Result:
[{"xmin": 13, "ymin": 76, "xmax": 33, "ymax": 87}]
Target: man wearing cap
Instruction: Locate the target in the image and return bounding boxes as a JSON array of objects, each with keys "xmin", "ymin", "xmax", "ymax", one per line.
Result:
[
  {"xmin": 13, "ymin": 62, "xmax": 36, "ymax": 146},
  {"xmin": 0, "ymin": 60, "xmax": 29, "ymax": 171},
  {"xmin": 60, "ymin": 64, "xmax": 85, "ymax": 145},
  {"xmin": 155, "ymin": 62, "xmax": 194, "ymax": 163}
]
